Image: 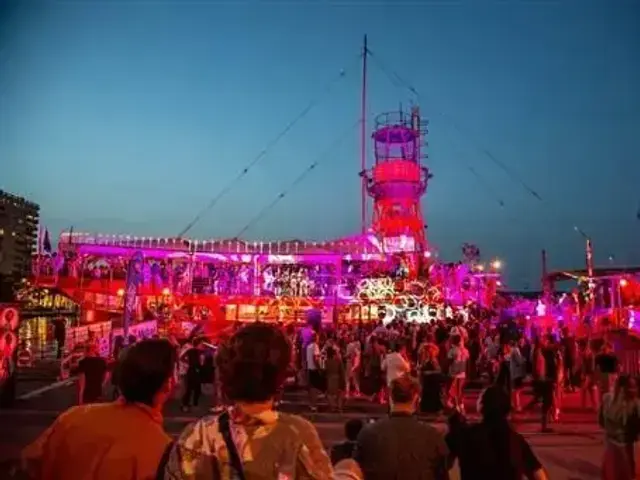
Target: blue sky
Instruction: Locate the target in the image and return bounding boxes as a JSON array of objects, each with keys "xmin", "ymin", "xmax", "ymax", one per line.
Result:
[{"xmin": 1, "ymin": 0, "xmax": 639, "ymax": 288}]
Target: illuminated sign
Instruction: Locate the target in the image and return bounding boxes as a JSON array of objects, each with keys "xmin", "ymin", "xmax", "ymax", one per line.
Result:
[{"xmin": 383, "ymin": 235, "xmax": 415, "ymax": 253}]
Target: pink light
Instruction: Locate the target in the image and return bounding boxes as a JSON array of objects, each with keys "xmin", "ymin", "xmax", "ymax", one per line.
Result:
[{"xmin": 620, "ymin": 278, "xmax": 628, "ymax": 287}]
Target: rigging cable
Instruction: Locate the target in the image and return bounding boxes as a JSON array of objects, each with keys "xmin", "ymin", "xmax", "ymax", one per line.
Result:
[
  {"xmin": 235, "ymin": 119, "xmax": 361, "ymax": 239},
  {"xmin": 176, "ymin": 55, "xmax": 360, "ymax": 238},
  {"xmin": 367, "ymin": 50, "xmax": 543, "ymax": 203},
  {"xmin": 467, "ymin": 166, "xmax": 506, "ymax": 208}
]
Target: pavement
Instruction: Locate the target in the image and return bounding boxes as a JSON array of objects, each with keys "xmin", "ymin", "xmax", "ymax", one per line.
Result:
[{"xmin": 0, "ymin": 378, "xmax": 604, "ymax": 480}]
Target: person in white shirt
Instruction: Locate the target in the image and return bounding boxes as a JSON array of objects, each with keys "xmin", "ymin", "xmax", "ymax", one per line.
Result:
[
  {"xmin": 305, "ymin": 332, "xmax": 322, "ymax": 412},
  {"xmin": 382, "ymin": 342, "xmax": 411, "ymax": 387},
  {"xmin": 450, "ymin": 322, "xmax": 468, "ymax": 345},
  {"xmin": 448, "ymin": 335, "xmax": 470, "ymax": 413}
]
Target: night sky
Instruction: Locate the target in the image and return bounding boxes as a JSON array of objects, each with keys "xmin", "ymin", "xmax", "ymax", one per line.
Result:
[{"xmin": 1, "ymin": 1, "xmax": 639, "ymax": 289}]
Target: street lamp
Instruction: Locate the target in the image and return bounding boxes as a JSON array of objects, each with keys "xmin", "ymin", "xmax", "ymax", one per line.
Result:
[{"xmin": 491, "ymin": 260, "xmax": 502, "ymax": 270}]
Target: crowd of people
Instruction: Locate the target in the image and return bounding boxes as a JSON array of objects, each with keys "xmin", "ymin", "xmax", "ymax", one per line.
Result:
[
  {"xmin": 9, "ymin": 304, "xmax": 640, "ymax": 480},
  {"xmin": 11, "ymin": 320, "xmax": 544, "ymax": 480}
]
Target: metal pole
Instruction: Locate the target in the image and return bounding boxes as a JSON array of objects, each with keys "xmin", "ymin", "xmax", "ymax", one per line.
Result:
[
  {"xmin": 586, "ymin": 238, "xmax": 594, "ymax": 280},
  {"xmin": 360, "ymin": 34, "xmax": 368, "ymax": 236},
  {"xmin": 586, "ymin": 238, "xmax": 595, "ymax": 311},
  {"xmin": 541, "ymin": 249, "xmax": 551, "ymax": 304}
]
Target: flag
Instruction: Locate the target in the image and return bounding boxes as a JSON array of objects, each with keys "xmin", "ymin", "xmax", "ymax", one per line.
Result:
[
  {"xmin": 43, "ymin": 229, "xmax": 52, "ymax": 255},
  {"xmin": 37, "ymin": 225, "xmax": 43, "ymax": 256}
]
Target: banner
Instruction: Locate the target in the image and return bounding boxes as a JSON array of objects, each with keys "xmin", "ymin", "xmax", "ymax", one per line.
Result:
[
  {"xmin": 65, "ymin": 321, "xmax": 112, "ymax": 357},
  {"xmin": 112, "ymin": 319, "xmax": 158, "ymax": 343},
  {"xmin": 123, "ymin": 251, "xmax": 144, "ymax": 342}
]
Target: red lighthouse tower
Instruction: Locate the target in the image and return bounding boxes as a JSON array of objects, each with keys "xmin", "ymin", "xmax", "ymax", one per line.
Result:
[{"xmin": 363, "ymin": 107, "xmax": 431, "ymax": 254}]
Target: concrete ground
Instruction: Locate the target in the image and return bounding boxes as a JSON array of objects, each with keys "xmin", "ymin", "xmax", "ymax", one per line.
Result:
[{"xmin": 0, "ymin": 378, "xmax": 603, "ymax": 479}]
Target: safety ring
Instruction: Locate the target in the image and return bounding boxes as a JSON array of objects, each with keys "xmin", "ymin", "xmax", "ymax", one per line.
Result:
[{"xmin": 0, "ymin": 331, "xmax": 18, "ymax": 354}]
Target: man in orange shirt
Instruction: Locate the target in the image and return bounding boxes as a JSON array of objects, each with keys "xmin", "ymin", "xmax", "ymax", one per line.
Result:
[{"xmin": 21, "ymin": 339, "xmax": 177, "ymax": 480}]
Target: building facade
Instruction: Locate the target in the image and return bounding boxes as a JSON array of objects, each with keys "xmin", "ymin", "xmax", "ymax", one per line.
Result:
[{"xmin": 0, "ymin": 190, "xmax": 39, "ymax": 283}]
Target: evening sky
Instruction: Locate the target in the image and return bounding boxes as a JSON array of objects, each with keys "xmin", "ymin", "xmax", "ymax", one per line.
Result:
[{"xmin": 1, "ymin": 0, "xmax": 639, "ymax": 288}]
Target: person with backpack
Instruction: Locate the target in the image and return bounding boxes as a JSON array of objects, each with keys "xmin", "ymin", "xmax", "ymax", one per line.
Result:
[{"xmin": 162, "ymin": 323, "xmax": 333, "ymax": 479}]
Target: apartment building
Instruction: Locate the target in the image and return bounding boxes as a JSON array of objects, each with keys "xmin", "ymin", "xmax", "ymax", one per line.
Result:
[{"xmin": 0, "ymin": 190, "xmax": 40, "ymax": 281}]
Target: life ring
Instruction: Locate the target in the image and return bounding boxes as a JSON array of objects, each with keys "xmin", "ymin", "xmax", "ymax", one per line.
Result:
[
  {"xmin": 0, "ymin": 308, "xmax": 19, "ymax": 331},
  {"xmin": 0, "ymin": 331, "xmax": 18, "ymax": 355}
]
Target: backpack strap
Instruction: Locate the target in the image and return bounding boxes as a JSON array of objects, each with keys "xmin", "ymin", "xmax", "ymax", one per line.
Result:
[
  {"xmin": 155, "ymin": 441, "xmax": 175, "ymax": 480},
  {"xmin": 218, "ymin": 411, "xmax": 247, "ymax": 480}
]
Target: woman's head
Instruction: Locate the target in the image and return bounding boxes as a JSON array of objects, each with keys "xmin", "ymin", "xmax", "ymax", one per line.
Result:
[{"xmin": 216, "ymin": 323, "xmax": 292, "ymax": 403}]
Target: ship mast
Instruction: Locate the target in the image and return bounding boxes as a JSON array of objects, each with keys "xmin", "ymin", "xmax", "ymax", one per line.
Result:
[{"xmin": 360, "ymin": 34, "xmax": 368, "ymax": 236}]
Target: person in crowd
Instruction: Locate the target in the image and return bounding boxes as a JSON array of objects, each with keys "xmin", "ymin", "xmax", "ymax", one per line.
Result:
[
  {"xmin": 495, "ymin": 343, "xmax": 512, "ymax": 394},
  {"xmin": 525, "ymin": 336, "xmax": 546, "ymax": 413},
  {"xmin": 325, "ymin": 346, "xmax": 345, "ymax": 412},
  {"xmin": 52, "ymin": 317, "xmax": 66, "ymax": 360},
  {"xmin": 578, "ymin": 339, "xmax": 598, "ymax": 411},
  {"xmin": 345, "ymin": 334, "xmax": 361, "ymax": 398},
  {"xmin": 595, "ymin": 342, "xmax": 619, "ymax": 403},
  {"xmin": 364, "ymin": 337, "xmax": 385, "ymax": 404},
  {"xmin": 109, "ymin": 335, "xmax": 125, "ymax": 400},
  {"xmin": 60, "ymin": 341, "xmax": 87, "ymax": 380},
  {"xmin": 446, "ymin": 385, "xmax": 548, "ymax": 480},
  {"xmin": 330, "ymin": 418, "xmax": 364, "ymax": 465},
  {"xmin": 354, "ymin": 374, "xmax": 449, "ymax": 480},
  {"xmin": 112, "ymin": 335, "xmax": 126, "ymax": 360},
  {"xmin": 21, "ymin": 339, "xmax": 177, "ymax": 479},
  {"xmin": 509, "ymin": 338, "xmax": 526, "ymax": 412},
  {"xmin": 561, "ymin": 328, "xmax": 578, "ymax": 392},
  {"xmin": 306, "ymin": 331, "xmax": 323, "ymax": 412},
  {"xmin": 599, "ymin": 374, "xmax": 640, "ymax": 480},
  {"xmin": 180, "ymin": 337, "xmax": 204, "ymax": 412},
  {"xmin": 447, "ymin": 334, "xmax": 469, "ymax": 413},
  {"xmin": 542, "ymin": 335, "xmax": 563, "ymax": 426},
  {"xmin": 75, "ymin": 342, "xmax": 109, "ymax": 405},
  {"xmin": 200, "ymin": 342, "xmax": 217, "ymax": 407},
  {"xmin": 418, "ymin": 340, "xmax": 442, "ymax": 415},
  {"xmin": 162, "ymin": 323, "xmax": 333, "ymax": 479},
  {"xmin": 0, "ymin": 333, "xmax": 17, "ymax": 408},
  {"xmin": 85, "ymin": 330, "xmax": 100, "ymax": 354},
  {"xmin": 381, "ymin": 341, "xmax": 410, "ymax": 387}
]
